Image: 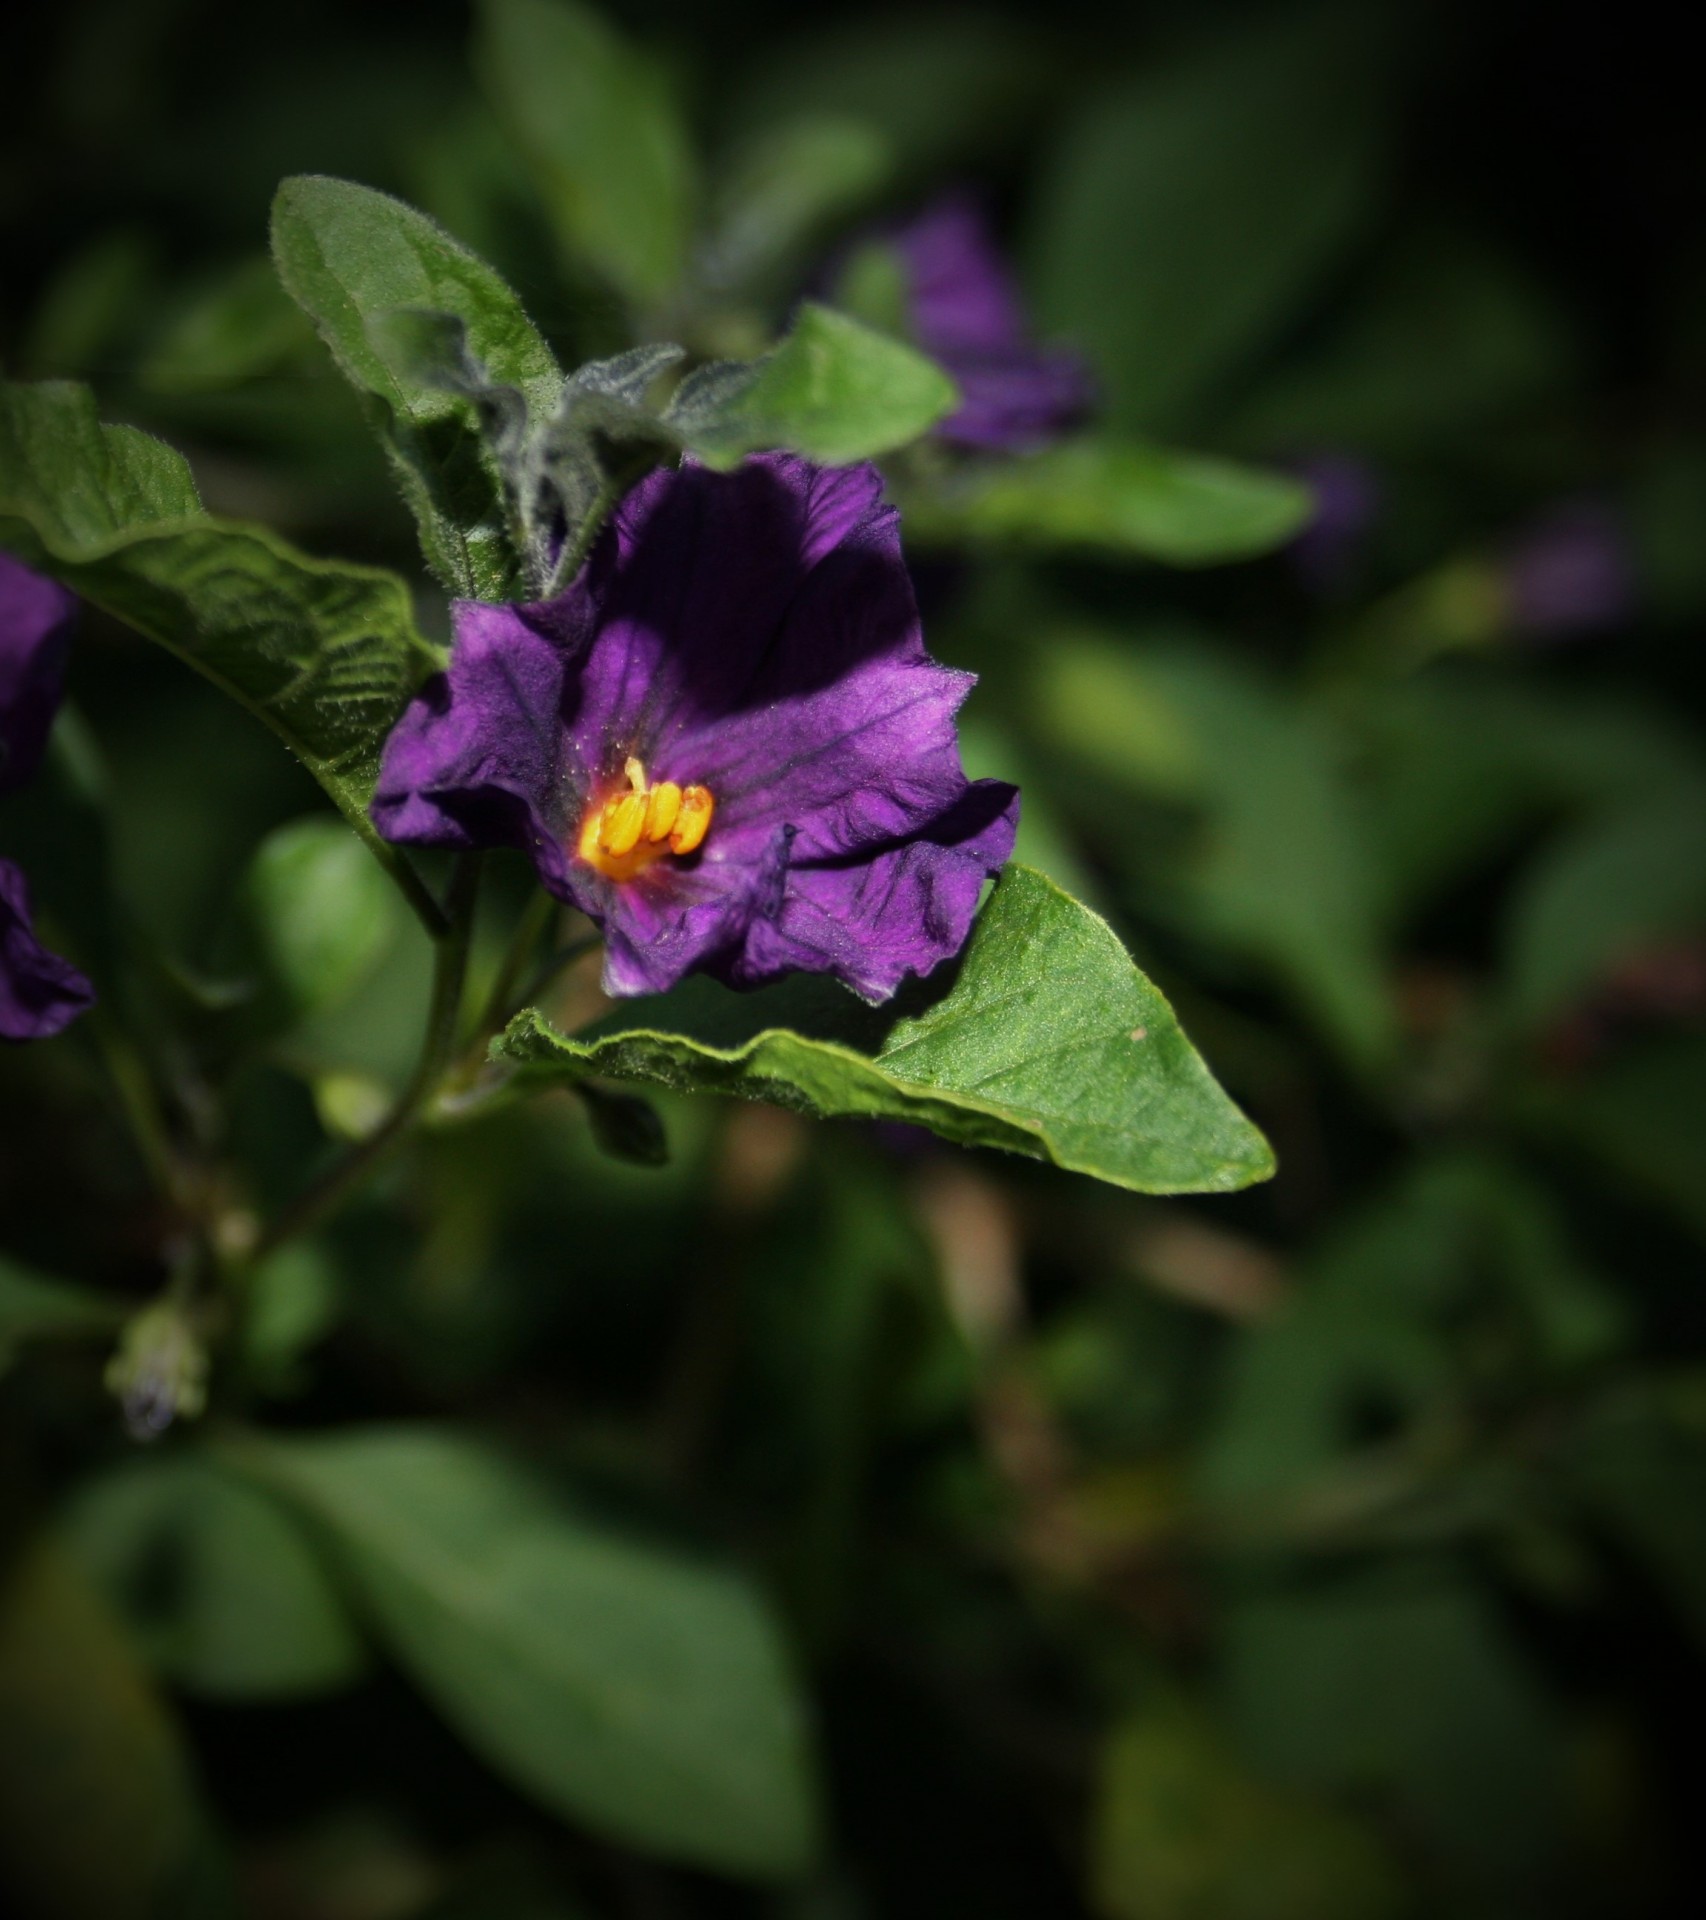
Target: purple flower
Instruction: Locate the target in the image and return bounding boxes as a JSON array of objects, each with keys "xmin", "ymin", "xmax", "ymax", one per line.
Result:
[
  {"xmin": 890, "ymin": 196, "xmax": 1092, "ymax": 453},
  {"xmin": 1, "ymin": 552, "xmax": 75, "ymax": 796},
  {"xmin": 1, "ymin": 553, "xmax": 92, "ymax": 1040},
  {"xmin": 1, "ymin": 858, "xmax": 95, "ymax": 1040},
  {"xmin": 1504, "ymin": 501, "xmax": 1634, "ymax": 640},
  {"xmin": 372, "ymin": 454, "xmax": 1019, "ymax": 1003},
  {"xmin": 1286, "ymin": 451, "xmax": 1382, "ymax": 592}
]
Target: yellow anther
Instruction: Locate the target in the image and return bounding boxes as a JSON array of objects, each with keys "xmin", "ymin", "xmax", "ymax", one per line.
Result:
[
  {"xmin": 670, "ymin": 785, "xmax": 715, "ymax": 855},
  {"xmin": 576, "ymin": 768, "xmax": 715, "ymax": 880},
  {"xmin": 598, "ymin": 789, "xmax": 649, "ymax": 857},
  {"xmin": 644, "ymin": 781, "xmax": 682, "ymax": 842}
]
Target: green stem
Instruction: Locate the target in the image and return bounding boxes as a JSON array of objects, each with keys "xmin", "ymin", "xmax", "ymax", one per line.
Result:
[
  {"xmin": 252, "ymin": 852, "xmax": 482, "ymax": 1260},
  {"xmin": 545, "ymin": 479, "xmax": 622, "ymax": 599},
  {"xmin": 472, "ymin": 886, "xmax": 559, "ymax": 1040}
]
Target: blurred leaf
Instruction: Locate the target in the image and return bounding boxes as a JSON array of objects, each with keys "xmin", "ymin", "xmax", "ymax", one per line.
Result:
[
  {"xmin": 1198, "ymin": 1152, "xmax": 1622, "ymax": 1520},
  {"xmin": 1037, "ymin": 638, "xmax": 1394, "ymax": 1068},
  {"xmin": 240, "ymin": 1242, "xmax": 343, "ymax": 1388},
  {"xmin": 730, "ymin": 13, "xmax": 1046, "ymax": 179},
  {"xmin": 1502, "ymin": 786, "xmax": 1706, "ymax": 1031},
  {"xmin": 1358, "ymin": 674, "xmax": 1706, "ymax": 932},
  {"xmin": 0, "ymin": 1258, "xmax": 125, "ymax": 1370},
  {"xmin": 704, "ymin": 115, "xmax": 894, "ymax": 302},
  {"xmin": 136, "ymin": 254, "xmax": 315, "ymax": 395},
  {"xmin": 1031, "ymin": 6, "xmax": 1391, "ymax": 432},
  {"xmin": 1232, "ymin": 229, "xmax": 1574, "ymax": 454},
  {"xmin": 62, "ymin": 1452, "xmax": 366, "ymax": 1701},
  {"xmin": 900, "ymin": 438, "xmax": 1313, "ymax": 566},
  {"xmin": 670, "ymin": 304, "xmax": 958, "ymax": 467},
  {"xmin": 496, "ymin": 866, "xmax": 1274, "ymax": 1195},
  {"xmin": 1570, "ymin": 1381, "xmax": 1706, "ymax": 1648},
  {"xmin": 477, "ymin": 0, "xmax": 694, "ymax": 309},
  {"xmin": 0, "ymin": 1535, "xmax": 212, "ymax": 1920},
  {"xmin": 231, "ymin": 1425, "xmax": 820, "ymax": 1878},
  {"xmin": 0, "ymin": 378, "xmax": 443, "ymax": 874},
  {"xmin": 1093, "ymin": 1698, "xmax": 1403, "ymax": 1920},
  {"xmin": 1525, "ymin": 1034, "xmax": 1706, "ymax": 1242},
  {"xmin": 271, "ymin": 174, "xmax": 563, "ymax": 600},
  {"xmin": 20, "ymin": 230, "xmax": 157, "ymax": 381},
  {"xmin": 1220, "ymin": 1562, "xmax": 1563, "ymax": 1902},
  {"xmin": 245, "ymin": 815, "xmax": 402, "ymax": 1022}
]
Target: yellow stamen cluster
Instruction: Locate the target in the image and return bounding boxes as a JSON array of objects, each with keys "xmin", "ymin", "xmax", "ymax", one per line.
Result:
[{"xmin": 577, "ymin": 756, "xmax": 714, "ymax": 881}]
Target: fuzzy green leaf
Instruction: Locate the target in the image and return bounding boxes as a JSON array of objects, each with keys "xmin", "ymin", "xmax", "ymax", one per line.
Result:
[
  {"xmin": 668, "ymin": 302, "xmax": 958, "ymax": 468},
  {"xmin": 0, "ymin": 379, "xmax": 443, "ymax": 868},
  {"xmin": 901, "ymin": 437, "xmax": 1314, "ymax": 565},
  {"xmin": 270, "ymin": 174, "xmax": 562, "ymax": 598},
  {"xmin": 495, "ymin": 866, "xmax": 1273, "ymax": 1195}
]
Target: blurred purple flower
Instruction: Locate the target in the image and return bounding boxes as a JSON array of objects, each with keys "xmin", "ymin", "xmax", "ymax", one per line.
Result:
[
  {"xmin": 1, "ymin": 858, "xmax": 95, "ymax": 1040},
  {"xmin": 1504, "ymin": 500, "xmax": 1634, "ymax": 639},
  {"xmin": 372, "ymin": 454, "xmax": 1018, "ymax": 1003},
  {"xmin": 1287, "ymin": 451, "xmax": 1382, "ymax": 591},
  {"xmin": 1, "ymin": 553, "xmax": 93, "ymax": 1039},
  {"xmin": 890, "ymin": 196, "xmax": 1093, "ymax": 452}
]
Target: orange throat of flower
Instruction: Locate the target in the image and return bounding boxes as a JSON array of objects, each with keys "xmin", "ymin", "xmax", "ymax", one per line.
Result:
[{"xmin": 576, "ymin": 757, "xmax": 715, "ymax": 882}]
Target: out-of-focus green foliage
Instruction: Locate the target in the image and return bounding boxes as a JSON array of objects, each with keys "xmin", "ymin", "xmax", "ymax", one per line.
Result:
[{"xmin": 5, "ymin": 0, "xmax": 1706, "ymax": 1916}]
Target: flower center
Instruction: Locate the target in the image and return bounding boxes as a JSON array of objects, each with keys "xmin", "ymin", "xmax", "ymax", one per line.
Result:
[{"xmin": 576, "ymin": 756, "xmax": 715, "ymax": 882}]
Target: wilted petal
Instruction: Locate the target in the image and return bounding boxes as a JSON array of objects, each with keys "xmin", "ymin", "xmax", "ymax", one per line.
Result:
[
  {"xmin": 1, "ymin": 858, "xmax": 94, "ymax": 1041},
  {"xmin": 1, "ymin": 552, "xmax": 76, "ymax": 795}
]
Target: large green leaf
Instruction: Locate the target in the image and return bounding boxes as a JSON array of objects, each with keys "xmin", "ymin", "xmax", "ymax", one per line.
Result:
[
  {"xmin": 0, "ymin": 380, "xmax": 443, "ymax": 867},
  {"xmin": 1030, "ymin": 7, "xmax": 1389, "ymax": 432},
  {"xmin": 669, "ymin": 303, "xmax": 958, "ymax": 468},
  {"xmin": 495, "ymin": 867, "xmax": 1273, "ymax": 1195},
  {"xmin": 476, "ymin": 0, "xmax": 694, "ymax": 309},
  {"xmin": 1501, "ymin": 786, "xmax": 1706, "ymax": 1032},
  {"xmin": 0, "ymin": 1537, "xmax": 214, "ymax": 1920},
  {"xmin": 1034, "ymin": 638, "xmax": 1395, "ymax": 1070},
  {"xmin": 0, "ymin": 1257, "xmax": 124, "ymax": 1370},
  {"xmin": 1093, "ymin": 1699, "xmax": 1403, "ymax": 1920},
  {"xmin": 899, "ymin": 437, "xmax": 1313, "ymax": 566},
  {"xmin": 229, "ymin": 1426, "xmax": 818, "ymax": 1879},
  {"xmin": 62, "ymin": 1453, "xmax": 366, "ymax": 1702},
  {"xmin": 244, "ymin": 814, "xmax": 403, "ymax": 1023},
  {"xmin": 270, "ymin": 174, "xmax": 562, "ymax": 599}
]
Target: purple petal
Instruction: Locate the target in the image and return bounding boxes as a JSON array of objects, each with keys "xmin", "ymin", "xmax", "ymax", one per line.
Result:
[
  {"xmin": 370, "ymin": 454, "xmax": 1019, "ymax": 1003},
  {"xmin": 1, "ymin": 858, "xmax": 94, "ymax": 1041},
  {"xmin": 371, "ymin": 597, "xmax": 583, "ymax": 892},
  {"xmin": 1505, "ymin": 501, "xmax": 1634, "ymax": 639},
  {"xmin": 890, "ymin": 195, "xmax": 1093, "ymax": 453},
  {"xmin": 1, "ymin": 552, "xmax": 76, "ymax": 796}
]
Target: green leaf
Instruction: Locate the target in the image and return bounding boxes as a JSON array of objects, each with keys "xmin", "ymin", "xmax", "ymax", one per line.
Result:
[
  {"xmin": 62, "ymin": 1454, "xmax": 366, "ymax": 1702},
  {"xmin": 228, "ymin": 1425, "xmax": 819, "ymax": 1878},
  {"xmin": 270, "ymin": 174, "xmax": 562, "ymax": 599},
  {"xmin": 1030, "ymin": 7, "xmax": 1390, "ymax": 432},
  {"xmin": 1231, "ymin": 228, "xmax": 1575, "ymax": 455},
  {"xmin": 705, "ymin": 116, "xmax": 894, "ymax": 301},
  {"xmin": 670, "ymin": 303, "xmax": 958, "ymax": 468},
  {"xmin": 1034, "ymin": 638, "xmax": 1395, "ymax": 1069},
  {"xmin": 0, "ymin": 1536, "xmax": 215, "ymax": 1920},
  {"xmin": 900, "ymin": 437, "xmax": 1313, "ymax": 566},
  {"xmin": 1522, "ymin": 1034, "xmax": 1706, "ymax": 1244},
  {"xmin": 0, "ymin": 1257, "xmax": 125, "ymax": 1369},
  {"xmin": 245, "ymin": 815, "xmax": 403, "ymax": 1021},
  {"xmin": 1093, "ymin": 1699, "xmax": 1404, "ymax": 1920},
  {"xmin": 495, "ymin": 866, "xmax": 1273, "ymax": 1195},
  {"xmin": 476, "ymin": 0, "xmax": 694, "ymax": 309},
  {"xmin": 0, "ymin": 379, "xmax": 443, "ymax": 877},
  {"xmin": 1502, "ymin": 786, "xmax": 1706, "ymax": 1031},
  {"xmin": 1221, "ymin": 1562, "xmax": 1563, "ymax": 1901}
]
